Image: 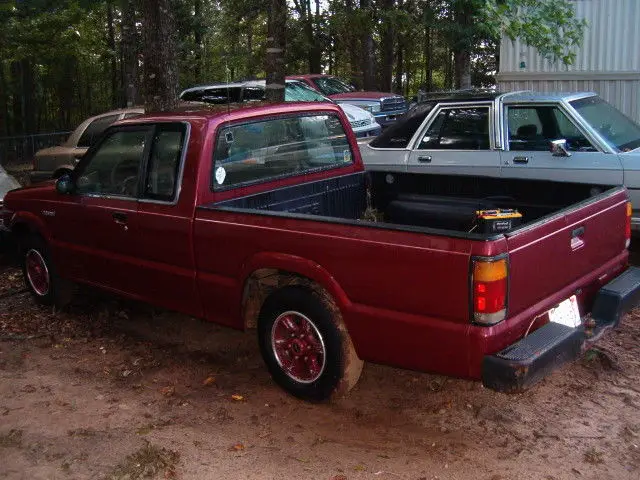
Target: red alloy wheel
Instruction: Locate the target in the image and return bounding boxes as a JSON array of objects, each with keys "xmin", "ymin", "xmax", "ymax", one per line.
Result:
[
  {"xmin": 25, "ymin": 249, "xmax": 50, "ymax": 297},
  {"xmin": 270, "ymin": 311, "xmax": 326, "ymax": 383}
]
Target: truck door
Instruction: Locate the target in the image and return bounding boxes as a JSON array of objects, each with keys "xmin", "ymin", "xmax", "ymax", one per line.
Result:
[
  {"xmin": 500, "ymin": 104, "xmax": 623, "ymax": 187},
  {"xmin": 406, "ymin": 103, "xmax": 500, "ymax": 178},
  {"xmin": 53, "ymin": 126, "xmax": 150, "ymax": 291}
]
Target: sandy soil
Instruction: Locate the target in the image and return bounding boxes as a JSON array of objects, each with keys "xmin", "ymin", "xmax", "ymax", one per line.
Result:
[{"xmin": 0, "ymin": 256, "xmax": 638, "ymax": 480}]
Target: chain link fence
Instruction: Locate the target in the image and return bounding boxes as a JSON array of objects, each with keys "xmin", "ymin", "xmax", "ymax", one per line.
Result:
[{"xmin": 0, "ymin": 132, "xmax": 72, "ymax": 167}]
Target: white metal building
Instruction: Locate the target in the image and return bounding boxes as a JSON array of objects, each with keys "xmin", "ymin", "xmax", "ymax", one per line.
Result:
[{"xmin": 496, "ymin": 0, "xmax": 640, "ymax": 124}]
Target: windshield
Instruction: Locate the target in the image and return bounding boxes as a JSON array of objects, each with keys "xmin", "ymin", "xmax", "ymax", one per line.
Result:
[
  {"xmin": 312, "ymin": 76, "xmax": 353, "ymax": 95},
  {"xmin": 570, "ymin": 96, "xmax": 640, "ymax": 151},
  {"xmin": 285, "ymin": 81, "xmax": 331, "ymax": 102}
]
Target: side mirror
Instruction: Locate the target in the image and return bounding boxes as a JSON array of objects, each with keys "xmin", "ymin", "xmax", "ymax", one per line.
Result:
[
  {"xmin": 550, "ymin": 139, "xmax": 571, "ymax": 157},
  {"xmin": 55, "ymin": 174, "xmax": 75, "ymax": 195}
]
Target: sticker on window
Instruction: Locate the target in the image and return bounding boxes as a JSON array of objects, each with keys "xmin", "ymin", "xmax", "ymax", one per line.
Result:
[
  {"xmin": 343, "ymin": 149, "xmax": 352, "ymax": 163},
  {"xmin": 215, "ymin": 166, "xmax": 226, "ymax": 184},
  {"xmin": 224, "ymin": 131, "xmax": 234, "ymax": 144}
]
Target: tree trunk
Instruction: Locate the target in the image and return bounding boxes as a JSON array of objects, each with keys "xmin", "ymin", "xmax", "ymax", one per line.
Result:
[
  {"xmin": 0, "ymin": 64, "xmax": 9, "ymax": 137},
  {"xmin": 58, "ymin": 56, "xmax": 76, "ymax": 130},
  {"xmin": 246, "ymin": 22, "xmax": 254, "ymax": 77},
  {"xmin": 121, "ymin": 0, "xmax": 139, "ymax": 107},
  {"xmin": 107, "ymin": 0, "xmax": 118, "ymax": 108},
  {"xmin": 265, "ymin": 0, "xmax": 286, "ymax": 102},
  {"xmin": 380, "ymin": 0, "xmax": 395, "ymax": 92},
  {"xmin": 424, "ymin": 26, "xmax": 433, "ymax": 91},
  {"xmin": 453, "ymin": 1, "xmax": 472, "ymax": 90},
  {"xmin": 194, "ymin": 0, "xmax": 202, "ymax": 80},
  {"xmin": 360, "ymin": 0, "xmax": 375, "ymax": 90},
  {"xmin": 21, "ymin": 59, "xmax": 36, "ymax": 135},
  {"xmin": 394, "ymin": 43, "xmax": 403, "ymax": 93},
  {"xmin": 444, "ymin": 47, "xmax": 453, "ymax": 89},
  {"xmin": 141, "ymin": 0, "xmax": 178, "ymax": 112},
  {"xmin": 345, "ymin": 0, "xmax": 361, "ymax": 88},
  {"xmin": 454, "ymin": 49, "xmax": 471, "ymax": 89}
]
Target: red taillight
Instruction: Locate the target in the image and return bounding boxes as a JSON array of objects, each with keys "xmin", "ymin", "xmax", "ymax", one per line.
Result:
[
  {"xmin": 625, "ymin": 202, "xmax": 632, "ymax": 248},
  {"xmin": 472, "ymin": 257, "xmax": 508, "ymax": 325}
]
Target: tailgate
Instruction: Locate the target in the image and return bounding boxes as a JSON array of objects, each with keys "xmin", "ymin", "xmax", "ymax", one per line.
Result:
[{"xmin": 505, "ymin": 188, "xmax": 629, "ymax": 317}]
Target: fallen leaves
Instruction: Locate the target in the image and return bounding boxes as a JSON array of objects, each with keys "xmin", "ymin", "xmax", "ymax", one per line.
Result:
[
  {"xmin": 229, "ymin": 443, "xmax": 244, "ymax": 452},
  {"xmin": 231, "ymin": 394, "xmax": 244, "ymax": 401},
  {"xmin": 160, "ymin": 386, "xmax": 175, "ymax": 397},
  {"xmin": 202, "ymin": 376, "xmax": 215, "ymax": 386}
]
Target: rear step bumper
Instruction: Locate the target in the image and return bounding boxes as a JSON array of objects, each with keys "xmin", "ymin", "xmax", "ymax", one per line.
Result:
[{"xmin": 482, "ymin": 266, "xmax": 640, "ymax": 393}]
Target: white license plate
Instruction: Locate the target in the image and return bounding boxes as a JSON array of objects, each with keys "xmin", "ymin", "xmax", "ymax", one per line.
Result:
[{"xmin": 548, "ymin": 295, "xmax": 581, "ymax": 328}]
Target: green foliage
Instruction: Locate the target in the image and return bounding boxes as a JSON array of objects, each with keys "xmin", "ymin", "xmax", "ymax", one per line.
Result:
[
  {"xmin": 0, "ymin": 0, "xmax": 589, "ymax": 137},
  {"xmin": 483, "ymin": 0, "xmax": 587, "ymax": 65}
]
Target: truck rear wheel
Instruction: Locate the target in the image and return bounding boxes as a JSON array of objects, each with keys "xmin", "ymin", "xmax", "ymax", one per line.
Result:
[
  {"xmin": 21, "ymin": 234, "xmax": 74, "ymax": 307},
  {"xmin": 258, "ymin": 286, "xmax": 363, "ymax": 402}
]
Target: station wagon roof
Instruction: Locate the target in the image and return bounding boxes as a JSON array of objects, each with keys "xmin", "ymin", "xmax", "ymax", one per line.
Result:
[
  {"xmin": 500, "ymin": 91, "xmax": 597, "ymax": 104},
  {"xmin": 416, "ymin": 90, "xmax": 597, "ymax": 105}
]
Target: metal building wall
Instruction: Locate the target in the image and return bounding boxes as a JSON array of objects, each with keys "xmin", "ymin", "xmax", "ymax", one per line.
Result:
[
  {"xmin": 496, "ymin": 0, "xmax": 640, "ymax": 123},
  {"xmin": 499, "ymin": 0, "xmax": 640, "ymax": 73}
]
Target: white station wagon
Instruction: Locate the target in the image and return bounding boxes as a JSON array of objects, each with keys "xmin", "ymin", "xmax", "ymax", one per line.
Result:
[{"xmin": 361, "ymin": 91, "xmax": 640, "ymax": 229}]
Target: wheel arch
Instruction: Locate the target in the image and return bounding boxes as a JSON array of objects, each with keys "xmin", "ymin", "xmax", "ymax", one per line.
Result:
[
  {"xmin": 240, "ymin": 253, "xmax": 351, "ymax": 330},
  {"xmin": 10, "ymin": 212, "xmax": 50, "ymax": 244}
]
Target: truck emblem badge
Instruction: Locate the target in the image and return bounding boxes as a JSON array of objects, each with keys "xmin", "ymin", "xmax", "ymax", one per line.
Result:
[{"xmin": 41, "ymin": 210, "xmax": 56, "ymax": 217}]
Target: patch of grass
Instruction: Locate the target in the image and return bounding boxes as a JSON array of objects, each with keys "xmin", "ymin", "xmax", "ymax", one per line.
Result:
[
  {"xmin": 584, "ymin": 447, "xmax": 605, "ymax": 465},
  {"xmin": 0, "ymin": 429, "xmax": 23, "ymax": 448},
  {"xmin": 67, "ymin": 428, "xmax": 97, "ymax": 437},
  {"xmin": 108, "ymin": 442, "xmax": 179, "ymax": 480}
]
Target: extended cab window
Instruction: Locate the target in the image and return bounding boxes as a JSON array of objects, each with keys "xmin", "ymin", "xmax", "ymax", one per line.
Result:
[
  {"xmin": 143, "ymin": 124, "xmax": 187, "ymax": 201},
  {"xmin": 212, "ymin": 114, "xmax": 352, "ymax": 190},
  {"xmin": 75, "ymin": 128, "xmax": 148, "ymax": 198},
  {"xmin": 418, "ymin": 107, "xmax": 490, "ymax": 150},
  {"xmin": 507, "ymin": 106, "xmax": 595, "ymax": 152}
]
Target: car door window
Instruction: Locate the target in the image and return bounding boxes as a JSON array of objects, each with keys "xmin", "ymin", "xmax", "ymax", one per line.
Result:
[
  {"xmin": 143, "ymin": 124, "xmax": 187, "ymax": 202},
  {"xmin": 418, "ymin": 107, "xmax": 490, "ymax": 150},
  {"xmin": 77, "ymin": 114, "xmax": 121, "ymax": 148},
  {"xmin": 507, "ymin": 106, "xmax": 595, "ymax": 152},
  {"xmin": 75, "ymin": 128, "xmax": 149, "ymax": 198},
  {"xmin": 212, "ymin": 114, "xmax": 352, "ymax": 190}
]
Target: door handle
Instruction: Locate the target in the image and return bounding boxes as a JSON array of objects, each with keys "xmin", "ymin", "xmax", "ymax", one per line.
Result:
[
  {"xmin": 418, "ymin": 155, "xmax": 432, "ymax": 163},
  {"xmin": 513, "ymin": 156, "xmax": 529, "ymax": 164},
  {"xmin": 571, "ymin": 226, "xmax": 585, "ymax": 250},
  {"xmin": 112, "ymin": 212, "xmax": 128, "ymax": 224}
]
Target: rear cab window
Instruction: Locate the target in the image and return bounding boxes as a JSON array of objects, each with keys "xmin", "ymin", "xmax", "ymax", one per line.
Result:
[{"xmin": 211, "ymin": 113, "xmax": 354, "ymax": 190}]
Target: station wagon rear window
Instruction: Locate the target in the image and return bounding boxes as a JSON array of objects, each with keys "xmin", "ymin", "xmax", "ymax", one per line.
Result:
[{"xmin": 211, "ymin": 114, "xmax": 353, "ymax": 190}]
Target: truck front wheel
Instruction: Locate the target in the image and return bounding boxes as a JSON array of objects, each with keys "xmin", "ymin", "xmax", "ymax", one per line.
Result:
[
  {"xmin": 21, "ymin": 235, "xmax": 74, "ymax": 307},
  {"xmin": 258, "ymin": 286, "xmax": 363, "ymax": 402}
]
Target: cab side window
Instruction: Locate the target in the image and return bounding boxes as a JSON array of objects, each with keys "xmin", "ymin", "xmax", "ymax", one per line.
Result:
[
  {"xmin": 76, "ymin": 128, "xmax": 149, "ymax": 198},
  {"xmin": 507, "ymin": 106, "xmax": 595, "ymax": 152},
  {"xmin": 211, "ymin": 114, "xmax": 352, "ymax": 190},
  {"xmin": 418, "ymin": 107, "xmax": 490, "ymax": 150},
  {"xmin": 143, "ymin": 124, "xmax": 186, "ymax": 202}
]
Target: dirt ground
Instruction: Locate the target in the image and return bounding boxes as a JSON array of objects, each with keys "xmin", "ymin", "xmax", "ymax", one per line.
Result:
[{"xmin": 0, "ymin": 256, "xmax": 638, "ymax": 480}]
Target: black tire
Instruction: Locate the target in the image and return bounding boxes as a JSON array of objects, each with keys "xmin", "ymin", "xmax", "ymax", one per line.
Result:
[
  {"xmin": 258, "ymin": 286, "xmax": 363, "ymax": 402},
  {"xmin": 21, "ymin": 234, "xmax": 74, "ymax": 307}
]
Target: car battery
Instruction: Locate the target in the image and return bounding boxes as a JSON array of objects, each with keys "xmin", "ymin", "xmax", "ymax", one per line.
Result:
[{"xmin": 475, "ymin": 209, "xmax": 522, "ymax": 233}]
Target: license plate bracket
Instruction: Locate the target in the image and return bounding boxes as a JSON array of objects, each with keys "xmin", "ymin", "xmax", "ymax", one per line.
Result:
[{"xmin": 548, "ymin": 295, "xmax": 581, "ymax": 328}]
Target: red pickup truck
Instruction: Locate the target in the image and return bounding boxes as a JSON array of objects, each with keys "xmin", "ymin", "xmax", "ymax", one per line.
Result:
[{"xmin": 2, "ymin": 102, "xmax": 639, "ymax": 401}]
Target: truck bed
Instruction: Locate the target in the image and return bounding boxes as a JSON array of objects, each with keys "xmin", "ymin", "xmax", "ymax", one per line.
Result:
[
  {"xmin": 196, "ymin": 171, "xmax": 629, "ymax": 379},
  {"xmin": 209, "ymin": 171, "xmax": 620, "ymax": 239}
]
